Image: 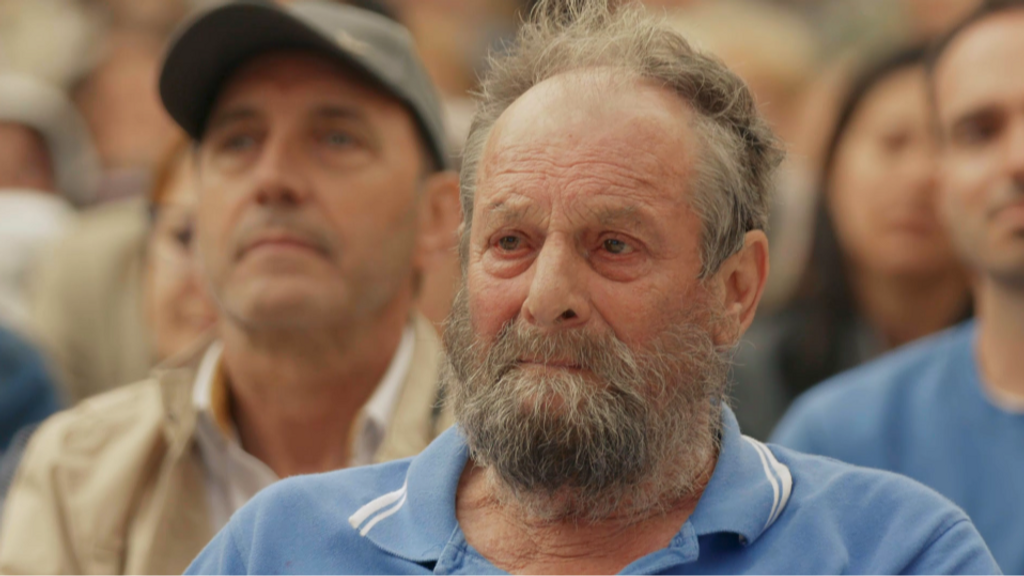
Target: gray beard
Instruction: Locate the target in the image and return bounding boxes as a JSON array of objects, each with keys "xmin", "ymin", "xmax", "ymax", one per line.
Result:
[{"xmin": 441, "ymin": 286, "xmax": 730, "ymax": 523}]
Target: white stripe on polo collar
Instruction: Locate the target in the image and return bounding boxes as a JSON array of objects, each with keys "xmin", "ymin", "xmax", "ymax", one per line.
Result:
[
  {"xmin": 743, "ymin": 436, "xmax": 793, "ymax": 531},
  {"xmin": 349, "ymin": 481, "xmax": 408, "ymax": 537}
]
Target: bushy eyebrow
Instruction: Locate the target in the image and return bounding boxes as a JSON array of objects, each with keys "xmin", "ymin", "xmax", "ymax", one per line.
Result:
[
  {"xmin": 593, "ymin": 205, "xmax": 645, "ymax": 229},
  {"xmin": 205, "ymin": 104, "xmax": 369, "ymax": 136},
  {"xmin": 205, "ymin": 107, "xmax": 260, "ymax": 134},
  {"xmin": 482, "ymin": 200, "xmax": 657, "ymax": 236},
  {"xmin": 950, "ymin": 105, "xmax": 1003, "ymax": 132},
  {"xmin": 311, "ymin": 105, "xmax": 367, "ymax": 122},
  {"xmin": 482, "ymin": 201, "xmax": 543, "ymax": 228}
]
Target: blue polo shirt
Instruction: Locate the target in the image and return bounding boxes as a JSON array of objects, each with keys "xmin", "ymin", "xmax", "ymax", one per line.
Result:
[
  {"xmin": 772, "ymin": 322, "xmax": 1024, "ymax": 575},
  {"xmin": 186, "ymin": 405, "xmax": 997, "ymax": 575}
]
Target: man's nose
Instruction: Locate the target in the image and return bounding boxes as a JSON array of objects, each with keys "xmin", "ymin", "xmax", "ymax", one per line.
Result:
[
  {"xmin": 906, "ymin": 144, "xmax": 939, "ymax": 199},
  {"xmin": 521, "ymin": 237, "xmax": 591, "ymax": 330},
  {"xmin": 1004, "ymin": 117, "xmax": 1024, "ymax": 186},
  {"xmin": 252, "ymin": 136, "xmax": 312, "ymax": 207}
]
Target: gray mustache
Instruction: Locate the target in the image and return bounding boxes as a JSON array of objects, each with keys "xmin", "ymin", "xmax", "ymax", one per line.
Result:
[{"xmin": 230, "ymin": 211, "xmax": 337, "ymax": 261}]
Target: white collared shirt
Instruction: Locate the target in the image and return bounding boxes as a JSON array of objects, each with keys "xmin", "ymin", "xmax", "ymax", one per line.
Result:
[{"xmin": 191, "ymin": 325, "xmax": 416, "ymax": 532}]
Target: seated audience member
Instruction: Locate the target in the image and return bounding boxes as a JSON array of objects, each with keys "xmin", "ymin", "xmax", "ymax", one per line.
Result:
[
  {"xmin": 142, "ymin": 139, "xmax": 218, "ymax": 365},
  {"xmin": 0, "ymin": 327, "xmax": 61, "ymax": 523},
  {"xmin": 0, "ymin": 1, "xmax": 459, "ymax": 573},
  {"xmin": 732, "ymin": 46, "xmax": 972, "ymax": 439},
  {"xmin": 186, "ymin": 2, "xmax": 998, "ymax": 574},
  {"xmin": 773, "ymin": 1, "xmax": 1024, "ymax": 573},
  {"xmin": 0, "ymin": 74, "xmax": 99, "ymax": 332},
  {"xmin": 0, "ymin": 327, "xmax": 60, "ymax": 453},
  {"xmin": 30, "ymin": 138, "xmax": 216, "ymax": 404}
]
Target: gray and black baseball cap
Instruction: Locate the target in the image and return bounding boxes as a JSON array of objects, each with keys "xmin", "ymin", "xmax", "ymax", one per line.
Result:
[{"xmin": 159, "ymin": 0, "xmax": 450, "ymax": 170}]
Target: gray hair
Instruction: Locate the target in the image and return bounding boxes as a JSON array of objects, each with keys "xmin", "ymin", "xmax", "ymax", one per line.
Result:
[{"xmin": 459, "ymin": 0, "xmax": 785, "ymax": 277}]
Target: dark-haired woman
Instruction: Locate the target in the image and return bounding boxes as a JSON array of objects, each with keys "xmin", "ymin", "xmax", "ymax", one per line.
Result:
[{"xmin": 733, "ymin": 47, "xmax": 973, "ymax": 439}]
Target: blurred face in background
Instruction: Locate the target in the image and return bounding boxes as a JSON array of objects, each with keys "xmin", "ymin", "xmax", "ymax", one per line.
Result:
[
  {"xmin": 0, "ymin": 121, "xmax": 71, "ymax": 323},
  {"xmin": 194, "ymin": 51, "xmax": 432, "ymax": 333},
  {"xmin": 828, "ymin": 65, "xmax": 959, "ymax": 279},
  {"xmin": 0, "ymin": 122, "xmax": 54, "ymax": 193},
  {"xmin": 144, "ymin": 149, "xmax": 216, "ymax": 361},
  {"xmin": 75, "ymin": 31, "xmax": 179, "ymax": 199},
  {"xmin": 934, "ymin": 10, "xmax": 1024, "ymax": 287}
]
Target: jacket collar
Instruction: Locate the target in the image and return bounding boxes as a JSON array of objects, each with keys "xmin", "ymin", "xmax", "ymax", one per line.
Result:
[
  {"xmin": 375, "ymin": 313, "xmax": 450, "ymax": 462},
  {"xmin": 152, "ymin": 332, "xmax": 216, "ymax": 444},
  {"xmin": 353, "ymin": 405, "xmax": 793, "ymax": 564}
]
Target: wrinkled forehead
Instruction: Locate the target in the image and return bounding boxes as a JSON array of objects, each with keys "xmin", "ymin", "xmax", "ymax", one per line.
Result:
[
  {"xmin": 476, "ymin": 70, "xmax": 701, "ymax": 209},
  {"xmin": 934, "ymin": 10, "xmax": 1024, "ymax": 123}
]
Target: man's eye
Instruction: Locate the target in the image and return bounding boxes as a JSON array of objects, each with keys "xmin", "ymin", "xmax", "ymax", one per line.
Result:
[
  {"xmin": 173, "ymin": 225, "xmax": 194, "ymax": 249},
  {"xmin": 497, "ymin": 236, "xmax": 522, "ymax": 251},
  {"xmin": 603, "ymin": 238, "xmax": 632, "ymax": 255},
  {"xmin": 324, "ymin": 131, "xmax": 355, "ymax": 147},
  {"xmin": 222, "ymin": 134, "xmax": 256, "ymax": 152},
  {"xmin": 954, "ymin": 118, "xmax": 1001, "ymax": 146},
  {"xmin": 881, "ymin": 132, "xmax": 911, "ymax": 153}
]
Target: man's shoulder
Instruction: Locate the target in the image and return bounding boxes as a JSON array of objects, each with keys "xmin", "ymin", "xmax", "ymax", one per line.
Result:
[
  {"xmin": 23, "ymin": 378, "xmax": 167, "ymax": 466},
  {"xmin": 210, "ymin": 459, "xmax": 416, "ymax": 573},
  {"xmin": 824, "ymin": 324, "xmax": 968, "ymax": 388},
  {"xmin": 251, "ymin": 459, "xmax": 413, "ymax": 515},
  {"xmin": 776, "ymin": 444, "xmax": 964, "ymax": 517},
  {"xmin": 772, "ymin": 325, "xmax": 972, "ymax": 448},
  {"xmin": 197, "ymin": 427, "xmax": 469, "ymax": 574},
  {"xmin": 765, "ymin": 446, "xmax": 994, "ymax": 573}
]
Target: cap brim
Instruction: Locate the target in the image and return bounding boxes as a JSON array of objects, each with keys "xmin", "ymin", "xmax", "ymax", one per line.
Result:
[{"xmin": 160, "ymin": 2, "xmax": 369, "ymax": 141}]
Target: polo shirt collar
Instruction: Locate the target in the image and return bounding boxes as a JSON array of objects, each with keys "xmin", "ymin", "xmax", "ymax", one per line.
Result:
[
  {"xmin": 687, "ymin": 406, "xmax": 793, "ymax": 545},
  {"xmin": 347, "ymin": 425, "xmax": 467, "ymax": 563},
  {"xmin": 349, "ymin": 405, "xmax": 793, "ymax": 565}
]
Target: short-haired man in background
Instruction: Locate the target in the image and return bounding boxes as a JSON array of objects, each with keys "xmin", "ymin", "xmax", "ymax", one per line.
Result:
[
  {"xmin": 186, "ymin": 2, "xmax": 998, "ymax": 574},
  {"xmin": 773, "ymin": 1, "xmax": 1024, "ymax": 573},
  {"xmin": 0, "ymin": 2, "xmax": 459, "ymax": 574}
]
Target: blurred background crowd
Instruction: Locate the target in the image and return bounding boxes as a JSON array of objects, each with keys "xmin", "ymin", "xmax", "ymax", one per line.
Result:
[{"xmin": 0, "ymin": 0, "xmax": 984, "ymax": 456}]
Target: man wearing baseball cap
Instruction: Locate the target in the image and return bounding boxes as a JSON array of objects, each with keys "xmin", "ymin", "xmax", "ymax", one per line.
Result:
[{"xmin": 0, "ymin": 2, "xmax": 459, "ymax": 574}]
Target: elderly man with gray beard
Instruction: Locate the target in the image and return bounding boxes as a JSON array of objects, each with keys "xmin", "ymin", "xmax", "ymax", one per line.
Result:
[{"xmin": 185, "ymin": 1, "xmax": 999, "ymax": 574}]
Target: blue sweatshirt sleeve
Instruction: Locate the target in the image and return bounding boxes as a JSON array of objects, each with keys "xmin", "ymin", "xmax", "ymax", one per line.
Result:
[
  {"xmin": 185, "ymin": 523, "xmax": 248, "ymax": 575},
  {"xmin": 901, "ymin": 519, "xmax": 1001, "ymax": 575}
]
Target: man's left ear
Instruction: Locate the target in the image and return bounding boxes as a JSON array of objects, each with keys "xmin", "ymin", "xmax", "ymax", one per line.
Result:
[
  {"xmin": 414, "ymin": 170, "xmax": 461, "ymax": 271},
  {"xmin": 710, "ymin": 230, "xmax": 769, "ymax": 342}
]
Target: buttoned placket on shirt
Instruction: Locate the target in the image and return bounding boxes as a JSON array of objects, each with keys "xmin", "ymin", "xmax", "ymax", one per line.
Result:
[{"xmin": 192, "ymin": 325, "xmax": 417, "ymax": 532}]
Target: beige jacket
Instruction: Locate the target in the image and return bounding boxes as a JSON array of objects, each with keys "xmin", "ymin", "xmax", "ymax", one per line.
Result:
[
  {"xmin": 0, "ymin": 315, "xmax": 452, "ymax": 575},
  {"xmin": 30, "ymin": 197, "xmax": 152, "ymax": 403}
]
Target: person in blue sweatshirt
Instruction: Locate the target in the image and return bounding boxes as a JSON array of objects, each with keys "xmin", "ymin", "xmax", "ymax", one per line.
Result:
[
  {"xmin": 186, "ymin": 0, "xmax": 999, "ymax": 574},
  {"xmin": 772, "ymin": 2, "xmax": 1024, "ymax": 574}
]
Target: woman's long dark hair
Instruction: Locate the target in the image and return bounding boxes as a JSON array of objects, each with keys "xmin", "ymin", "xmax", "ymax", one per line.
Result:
[{"xmin": 776, "ymin": 45, "xmax": 969, "ymax": 398}]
